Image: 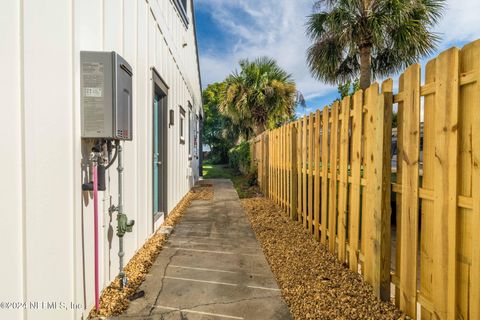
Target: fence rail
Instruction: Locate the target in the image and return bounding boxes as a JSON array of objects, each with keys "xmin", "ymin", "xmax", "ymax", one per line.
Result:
[{"xmin": 251, "ymin": 39, "xmax": 480, "ymax": 320}]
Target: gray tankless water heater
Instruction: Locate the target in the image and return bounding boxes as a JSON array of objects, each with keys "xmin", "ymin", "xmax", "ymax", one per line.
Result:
[{"xmin": 81, "ymin": 51, "xmax": 133, "ymax": 140}]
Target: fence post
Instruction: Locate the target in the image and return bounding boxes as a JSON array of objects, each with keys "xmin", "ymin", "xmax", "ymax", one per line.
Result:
[{"xmin": 290, "ymin": 125, "xmax": 298, "ymax": 220}]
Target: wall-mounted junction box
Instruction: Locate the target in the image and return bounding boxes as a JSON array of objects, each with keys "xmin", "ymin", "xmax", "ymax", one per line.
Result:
[{"xmin": 81, "ymin": 51, "xmax": 133, "ymax": 140}]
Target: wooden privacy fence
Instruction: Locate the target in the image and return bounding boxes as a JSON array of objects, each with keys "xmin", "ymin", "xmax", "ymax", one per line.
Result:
[{"xmin": 251, "ymin": 40, "xmax": 480, "ymax": 320}]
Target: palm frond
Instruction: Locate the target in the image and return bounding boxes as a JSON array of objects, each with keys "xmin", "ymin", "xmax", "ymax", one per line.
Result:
[
  {"xmin": 307, "ymin": 0, "xmax": 445, "ymax": 87},
  {"xmin": 219, "ymin": 57, "xmax": 298, "ymax": 136}
]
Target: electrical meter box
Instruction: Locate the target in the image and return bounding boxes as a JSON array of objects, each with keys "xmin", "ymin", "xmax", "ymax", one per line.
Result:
[{"xmin": 81, "ymin": 51, "xmax": 133, "ymax": 140}]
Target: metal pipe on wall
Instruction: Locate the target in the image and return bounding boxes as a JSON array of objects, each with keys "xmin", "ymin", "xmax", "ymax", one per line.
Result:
[
  {"xmin": 116, "ymin": 140, "xmax": 126, "ymax": 288},
  {"xmin": 108, "ymin": 139, "xmax": 134, "ymax": 289}
]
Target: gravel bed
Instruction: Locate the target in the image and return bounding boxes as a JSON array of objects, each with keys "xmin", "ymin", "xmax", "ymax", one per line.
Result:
[
  {"xmin": 89, "ymin": 183, "xmax": 213, "ymax": 319},
  {"xmin": 242, "ymin": 197, "xmax": 404, "ymax": 320}
]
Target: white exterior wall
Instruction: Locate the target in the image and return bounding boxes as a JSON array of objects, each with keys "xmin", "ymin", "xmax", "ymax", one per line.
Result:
[{"xmin": 0, "ymin": 1, "xmax": 202, "ymax": 319}]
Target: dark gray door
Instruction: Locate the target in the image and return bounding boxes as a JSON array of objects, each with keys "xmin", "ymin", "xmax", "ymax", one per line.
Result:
[{"xmin": 152, "ymin": 70, "xmax": 168, "ymax": 219}]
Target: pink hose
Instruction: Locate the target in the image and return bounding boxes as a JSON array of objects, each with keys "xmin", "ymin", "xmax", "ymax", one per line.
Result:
[{"xmin": 93, "ymin": 163, "xmax": 99, "ymax": 311}]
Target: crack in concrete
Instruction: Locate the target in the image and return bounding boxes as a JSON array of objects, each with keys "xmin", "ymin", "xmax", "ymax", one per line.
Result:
[
  {"xmin": 147, "ymin": 248, "xmax": 180, "ymax": 316},
  {"xmin": 179, "ymin": 311, "xmax": 188, "ymax": 320},
  {"xmin": 150, "ymin": 294, "xmax": 281, "ymax": 319}
]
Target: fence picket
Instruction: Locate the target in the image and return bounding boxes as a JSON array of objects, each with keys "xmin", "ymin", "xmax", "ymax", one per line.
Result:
[
  {"xmin": 308, "ymin": 113, "xmax": 315, "ymax": 233},
  {"xmin": 380, "ymin": 79, "xmax": 393, "ymax": 301},
  {"xmin": 271, "ymin": 131, "xmax": 274, "ymax": 201},
  {"xmin": 363, "ymin": 83, "xmax": 386, "ymax": 298},
  {"xmin": 395, "ymin": 74, "xmax": 405, "ymax": 308},
  {"xmin": 321, "ymin": 108, "xmax": 330, "ymax": 244},
  {"xmin": 360, "ymin": 92, "xmax": 368, "ymax": 261},
  {"xmin": 279, "ymin": 128, "xmax": 282, "ymax": 206},
  {"xmin": 468, "ymin": 40, "xmax": 480, "ymax": 320},
  {"xmin": 457, "ymin": 41, "xmax": 480, "ymax": 319},
  {"xmin": 433, "ymin": 47, "xmax": 459, "ymax": 320},
  {"xmin": 291, "ymin": 124, "xmax": 298, "ymax": 220},
  {"xmin": 279, "ymin": 128, "xmax": 282, "ymax": 205},
  {"xmin": 272, "ymin": 130, "xmax": 278, "ymax": 203},
  {"xmin": 265, "ymin": 134, "xmax": 269, "ymax": 196},
  {"xmin": 328, "ymin": 102, "xmax": 339, "ymax": 253},
  {"xmin": 280, "ymin": 128, "xmax": 283, "ymax": 206},
  {"xmin": 284, "ymin": 125, "xmax": 287, "ymax": 209},
  {"xmin": 286, "ymin": 125, "xmax": 291, "ymax": 216},
  {"xmin": 348, "ymin": 91, "xmax": 363, "ymax": 272},
  {"xmin": 297, "ymin": 121, "xmax": 302, "ymax": 222},
  {"xmin": 276, "ymin": 130, "xmax": 279, "ymax": 203},
  {"xmin": 268, "ymin": 132, "xmax": 271, "ymax": 197},
  {"xmin": 338, "ymin": 97, "xmax": 350, "ymax": 262},
  {"xmin": 303, "ymin": 116, "xmax": 308, "ymax": 227},
  {"xmin": 420, "ymin": 58, "xmax": 436, "ymax": 320},
  {"xmin": 314, "ymin": 110, "xmax": 321, "ymax": 240},
  {"xmin": 399, "ymin": 64, "xmax": 421, "ymax": 318}
]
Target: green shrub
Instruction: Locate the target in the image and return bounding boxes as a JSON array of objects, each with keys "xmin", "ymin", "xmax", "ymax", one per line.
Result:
[
  {"xmin": 228, "ymin": 141, "xmax": 251, "ymax": 174},
  {"xmin": 245, "ymin": 170, "xmax": 257, "ymax": 186},
  {"xmin": 205, "ymin": 152, "xmax": 226, "ymax": 165}
]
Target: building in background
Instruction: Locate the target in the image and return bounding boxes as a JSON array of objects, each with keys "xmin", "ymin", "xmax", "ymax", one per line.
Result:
[{"xmin": 0, "ymin": 0, "xmax": 202, "ymax": 319}]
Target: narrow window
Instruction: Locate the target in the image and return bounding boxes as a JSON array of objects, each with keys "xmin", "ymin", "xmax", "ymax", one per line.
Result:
[
  {"xmin": 188, "ymin": 102, "xmax": 193, "ymax": 159},
  {"xmin": 194, "ymin": 114, "xmax": 199, "ymax": 158},
  {"xmin": 179, "ymin": 106, "xmax": 186, "ymax": 144},
  {"xmin": 174, "ymin": 0, "xmax": 189, "ymax": 27}
]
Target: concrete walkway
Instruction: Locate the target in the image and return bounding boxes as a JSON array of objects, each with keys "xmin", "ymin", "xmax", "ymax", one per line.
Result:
[{"xmin": 118, "ymin": 179, "xmax": 291, "ymax": 320}]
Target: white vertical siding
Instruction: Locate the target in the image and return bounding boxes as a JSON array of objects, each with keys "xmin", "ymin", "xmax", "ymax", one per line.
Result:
[
  {"xmin": 104, "ymin": 0, "xmax": 123, "ymax": 52},
  {"xmin": 22, "ymin": 0, "xmax": 75, "ymax": 319},
  {"xmin": 72, "ymin": 1, "xmax": 103, "ymax": 318},
  {"xmin": 0, "ymin": 1, "xmax": 23, "ymax": 319},
  {"xmin": 122, "ymin": 0, "xmax": 139, "ymax": 266},
  {"xmin": 136, "ymin": 0, "xmax": 150, "ymax": 246},
  {"xmin": 0, "ymin": 0, "xmax": 202, "ymax": 319}
]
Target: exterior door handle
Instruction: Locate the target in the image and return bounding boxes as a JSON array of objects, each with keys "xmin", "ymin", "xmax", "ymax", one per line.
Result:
[{"xmin": 157, "ymin": 161, "xmax": 162, "ymax": 165}]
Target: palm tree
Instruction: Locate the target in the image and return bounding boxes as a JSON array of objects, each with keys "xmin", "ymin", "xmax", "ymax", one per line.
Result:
[
  {"xmin": 203, "ymin": 83, "xmax": 242, "ymax": 163},
  {"xmin": 220, "ymin": 57, "xmax": 298, "ymax": 137},
  {"xmin": 306, "ymin": 0, "xmax": 445, "ymax": 90}
]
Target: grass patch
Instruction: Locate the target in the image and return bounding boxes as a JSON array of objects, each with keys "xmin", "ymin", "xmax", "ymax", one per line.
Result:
[
  {"xmin": 203, "ymin": 164, "xmax": 261, "ymax": 199},
  {"xmin": 202, "ymin": 163, "xmax": 238, "ymax": 179}
]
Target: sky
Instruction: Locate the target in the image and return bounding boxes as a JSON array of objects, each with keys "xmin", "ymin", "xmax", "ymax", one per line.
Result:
[{"xmin": 194, "ymin": 0, "xmax": 480, "ymax": 115}]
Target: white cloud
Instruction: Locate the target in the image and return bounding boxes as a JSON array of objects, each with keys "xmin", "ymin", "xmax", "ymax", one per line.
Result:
[
  {"xmin": 435, "ymin": 0, "xmax": 480, "ymax": 47},
  {"xmin": 197, "ymin": 0, "xmax": 480, "ymax": 104},
  {"xmin": 197, "ymin": 0, "xmax": 336, "ymax": 101}
]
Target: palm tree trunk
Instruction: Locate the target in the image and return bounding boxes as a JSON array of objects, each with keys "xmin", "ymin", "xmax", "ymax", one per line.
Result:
[
  {"xmin": 359, "ymin": 46, "xmax": 372, "ymax": 90},
  {"xmin": 253, "ymin": 123, "xmax": 266, "ymax": 136}
]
